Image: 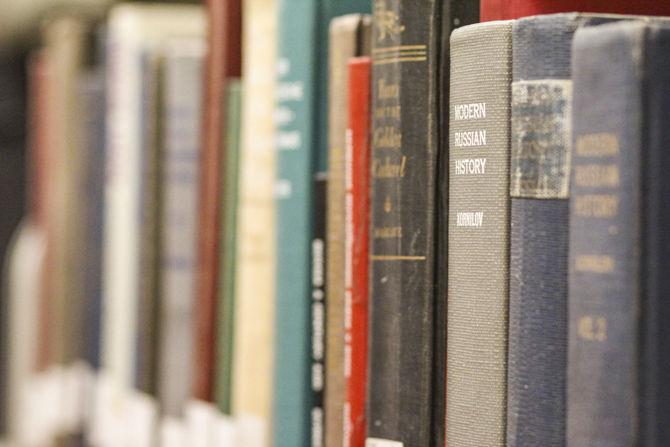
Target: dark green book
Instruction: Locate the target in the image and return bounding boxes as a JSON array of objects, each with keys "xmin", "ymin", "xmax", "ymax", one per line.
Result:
[{"xmin": 216, "ymin": 78, "xmax": 243, "ymax": 415}]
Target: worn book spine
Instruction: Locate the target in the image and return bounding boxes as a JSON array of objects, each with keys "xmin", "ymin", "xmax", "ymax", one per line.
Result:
[
  {"xmin": 434, "ymin": 2, "xmax": 479, "ymax": 445},
  {"xmin": 480, "ymin": 0, "xmax": 670, "ymax": 21},
  {"xmin": 506, "ymin": 14, "xmax": 592, "ymax": 447},
  {"xmin": 343, "ymin": 56, "xmax": 370, "ymax": 447},
  {"xmin": 230, "ymin": 0, "xmax": 276, "ymax": 444},
  {"xmin": 135, "ymin": 51, "xmax": 162, "ymax": 395},
  {"xmin": 447, "ymin": 20, "xmax": 512, "ymax": 447},
  {"xmin": 366, "ymin": 0, "xmax": 440, "ymax": 445},
  {"xmin": 273, "ymin": 0, "xmax": 319, "ymax": 445},
  {"xmin": 324, "ymin": 14, "xmax": 370, "ymax": 447},
  {"xmin": 568, "ymin": 21, "xmax": 670, "ymax": 446},
  {"xmin": 157, "ymin": 40, "xmax": 204, "ymax": 417},
  {"xmin": 195, "ymin": 0, "xmax": 242, "ymax": 402},
  {"xmin": 215, "ymin": 78, "xmax": 243, "ymax": 415}
]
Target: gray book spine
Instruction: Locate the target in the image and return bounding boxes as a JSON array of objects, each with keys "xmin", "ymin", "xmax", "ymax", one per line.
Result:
[
  {"xmin": 447, "ymin": 20, "xmax": 512, "ymax": 447},
  {"xmin": 157, "ymin": 41, "xmax": 204, "ymax": 416}
]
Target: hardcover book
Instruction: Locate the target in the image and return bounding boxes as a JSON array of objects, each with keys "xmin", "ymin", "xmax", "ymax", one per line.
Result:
[
  {"xmin": 447, "ymin": 20, "xmax": 513, "ymax": 447},
  {"xmin": 230, "ymin": 0, "xmax": 277, "ymax": 444},
  {"xmin": 343, "ymin": 55, "xmax": 370, "ymax": 447},
  {"xmin": 366, "ymin": 1, "xmax": 477, "ymax": 445},
  {"xmin": 568, "ymin": 20, "xmax": 670, "ymax": 446},
  {"xmin": 325, "ymin": 14, "xmax": 370, "ymax": 447},
  {"xmin": 157, "ymin": 38, "xmax": 205, "ymax": 417},
  {"xmin": 215, "ymin": 78, "xmax": 243, "ymax": 415}
]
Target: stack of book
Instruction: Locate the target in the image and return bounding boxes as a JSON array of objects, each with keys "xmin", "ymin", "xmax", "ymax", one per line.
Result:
[{"xmin": 4, "ymin": 0, "xmax": 670, "ymax": 446}]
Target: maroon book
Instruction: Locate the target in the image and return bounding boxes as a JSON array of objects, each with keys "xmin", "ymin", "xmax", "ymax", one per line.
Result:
[
  {"xmin": 481, "ymin": 0, "xmax": 670, "ymax": 21},
  {"xmin": 194, "ymin": 0, "xmax": 242, "ymax": 401}
]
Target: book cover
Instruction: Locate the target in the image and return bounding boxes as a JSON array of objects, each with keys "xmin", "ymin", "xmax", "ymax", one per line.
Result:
[
  {"xmin": 480, "ymin": 0, "xmax": 670, "ymax": 22},
  {"xmin": 194, "ymin": 0, "xmax": 242, "ymax": 402},
  {"xmin": 157, "ymin": 38, "xmax": 205, "ymax": 418},
  {"xmin": 230, "ymin": 0, "xmax": 276, "ymax": 444},
  {"xmin": 343, "ymin": 56, "xmax": 370, "ymax": 447},
  {"xmin": 325, "ymin": 14, "xmax": 370, "ymax": 447},
  {"xmin": 447, "ymin": 20, "xmax": 513, "ymax": 447},
  {"xmin": 215, "ymin": 78, "xmax": 243, "ymax": 415},
  {"xmin": 366, "ymin": 0, "xmax": 452, "ymax": 444},
  {"xmin": 568, "ymin": 20, "xmax": 670, "ymax": 446}
]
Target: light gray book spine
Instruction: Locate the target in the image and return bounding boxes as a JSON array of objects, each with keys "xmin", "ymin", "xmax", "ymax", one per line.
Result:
[
  {"xmin": 447, "ymin": 20, "xmax": 513, "ymax": 447},
  {"xmin": 158, "ymin": 39, "xmax": 205, "ymax": 417}
]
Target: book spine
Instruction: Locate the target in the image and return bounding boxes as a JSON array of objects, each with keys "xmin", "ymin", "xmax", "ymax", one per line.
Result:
[
  {"xmin": 215, "ymin": 78, "xmax": 243, "ymax": 414},
  {"xmin": 231, "ymin": 0, "xmax": 277, "ymax": 443},
  {"xmin": 343, "ymin": 56, "xmax": 370, "ymax": 447},
  {"xmin": 195, "ymin": 0, "xmax": 242, "ymax": 401},
  {"xmin": 506, "ymin": 15, "xmax": 582, "ymax": 447},
  {"xmin": 434, "ymin": 2, "xmax": 479, "ymax": 445},
  {"xmin": 311, "ymin": 172, "xmax": 327, "ymax": 447},
  {"xmin": 78, "ymin": 68, "xmax": 106, "ymax": 372},
  {"xmin": 273, "ymin": 0, "xmax": 319, "ymax": 445},
  {"xmin": 567, "ymin": 23, "xmax": 645, "ymax": 446},
  {"xmin": 135, "ymin": 51, "xmax": 162, "ymax": 395},
  {"xmin": 325, "ymin": 15, "xmax": 370, "ymax": 447},
  {"xmin": 366, "ymin": 1, "xmax": 440, "ymax": 445},
  {"xmin": 447, "ymin": 21, "xmax": 512, "ymax": 447},
  {"xmin": 158, "ymin": 43, "xmax": 204, "ymax": 417}
]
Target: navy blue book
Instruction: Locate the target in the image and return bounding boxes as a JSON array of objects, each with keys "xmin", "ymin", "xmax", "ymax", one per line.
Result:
[
  {"xmin": 508, "ymin": 14, "xmax": 630, "ymax": 447},
  {"xmin": 568, "ymin": 20, "xmax": 670, "ymax": 446}
]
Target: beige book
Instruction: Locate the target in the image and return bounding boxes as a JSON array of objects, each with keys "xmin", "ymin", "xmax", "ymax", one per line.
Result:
[
  {"xmin": 230, "ymin": 0, "xmax": 277, "ymax": 445},
  {"xmin": 325, "ymin": 15, "xmax": 371, "ymax": 447}
]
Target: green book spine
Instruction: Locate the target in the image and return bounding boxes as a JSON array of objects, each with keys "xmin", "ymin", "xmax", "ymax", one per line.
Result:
[
  {"xmin": 274, "ymin": 0, "xmax": 319, "ymax": 445},
  {"xmin": 216, "ymin": 79, "xmax": 243, "ymax": 414}
]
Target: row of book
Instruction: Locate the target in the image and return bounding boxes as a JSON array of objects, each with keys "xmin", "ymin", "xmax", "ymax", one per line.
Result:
[{"xmin": 5, "ymin": 1, "xmax": 670, "ymax": 447}]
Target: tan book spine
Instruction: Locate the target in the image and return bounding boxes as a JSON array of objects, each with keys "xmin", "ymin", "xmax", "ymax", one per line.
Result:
[
  {"xmin": 325, "ymin": 14, "xmax": 370, "ymax": 447},
  {"xmin": 230, "ymin": 0, "xmax": 276, "ymax": 444}
]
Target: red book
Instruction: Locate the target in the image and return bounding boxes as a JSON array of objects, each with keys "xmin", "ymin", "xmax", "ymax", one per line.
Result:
[
  {"xmin": 481, "ymin": 0, "xmax": 670, "ymax": 22},
  {"xmin": 195, "ymin": 0, "xmax": 242, "ymax": 401},
  {"xmin": 344, "ymin": 56, "xmax": 371, "ymax": 447}
]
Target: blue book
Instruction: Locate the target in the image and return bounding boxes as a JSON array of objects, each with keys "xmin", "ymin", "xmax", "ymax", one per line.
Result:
[
  {"xmin": 508, "ymin": 14, "xmax": 628, "ymax": 446},
  {"xmin": 568, "ymin": 20, "xmax": 670, "ymax": 446}
]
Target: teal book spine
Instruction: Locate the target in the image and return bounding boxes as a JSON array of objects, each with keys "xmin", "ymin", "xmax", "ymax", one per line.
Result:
[
  {"xmin": 274, "ymin": 0, "xmax": 320, "ymax": 445},
  {"xmin": 274, "ymin": 0, "xmax": 370, "ymax": 445}
]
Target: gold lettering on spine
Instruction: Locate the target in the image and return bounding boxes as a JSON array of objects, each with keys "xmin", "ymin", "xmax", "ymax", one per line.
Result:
[
  {"xmin": 575, "ymin": 255, "xmax": 615, "ymax": 274},
  {"xmin": 576, "ymin": 133, "xmax": 619, "ymax": 157},
  {"xmin": 574, "ymin": 194, "xmax": 618, "ymax": 218},
  {"xmin": 577, "ymin": 316, "xmax": 607, "ymax": 341}
]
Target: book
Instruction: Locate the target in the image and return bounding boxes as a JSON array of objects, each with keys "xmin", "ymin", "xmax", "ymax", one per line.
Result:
[
  {"xmin": 434, "ymin": 2, "xmax": 479, "ymax": 444},
  {"xmin": 157, "ymin": 38, "xmax": 205, "ymax": 418},
  {"xmin": 343, "ymin": 55, "xmax": 370, "ymax": 447},
  {"xmin": 230, "ymin": 0, "xmax": 277, "ymax": 444},
  {"xmin": 324, "ymin": 14, "xmax": 370, "ymax": 447},
  {"xmin": 215, "ymin": 78, "xmax": 243, "ymax": 415},
  {"xmin": 447, "ymin": 20, "xmax": 513, "ymax": 447},
  {"xmin": 135, "ymin": 50, "xmax": 163, "ymax": 396},
  {"xmin": 507, "ymin": 13, "xmax": 634, "ymax": 446},
  {"xmin": 480, "ymin": 0, "xmax": 670, "ymax": 22},
  {"xmin": 103, "ymin": 0, "xmax": 205, "ymax": 418},
  {"xmin": 568, "ymin": 20, "xmax": 670, "ymax": 446},
  {"xmin": 194, "ymin": 0, "xmax": 242, "ymax": 403},
  {"xmin": 366, "ymin": 0, "xmax": 462, "ymax": 444}
]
